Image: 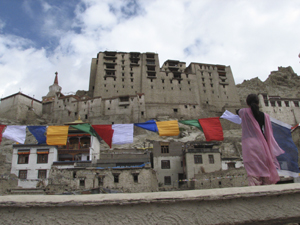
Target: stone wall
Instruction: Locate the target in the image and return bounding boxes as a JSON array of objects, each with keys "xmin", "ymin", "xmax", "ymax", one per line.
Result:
[
  {"xmin": 46, "ymin": 166, "xmax": 158, "ymax": 194},
  {"xmin": 1, "ymin": 184, "xmax": 300, "ymax": 225}
]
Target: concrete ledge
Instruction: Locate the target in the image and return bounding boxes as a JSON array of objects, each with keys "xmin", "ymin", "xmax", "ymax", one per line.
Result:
[{"xmin": 1, "ymin": 184, "xmax": 300, "ymax": 224}]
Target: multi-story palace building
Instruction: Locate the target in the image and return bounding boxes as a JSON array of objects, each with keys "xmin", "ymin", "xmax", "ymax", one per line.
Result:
[{"xmin": 42, "ymin": 51, "xmax": 241, "ymax": 124}]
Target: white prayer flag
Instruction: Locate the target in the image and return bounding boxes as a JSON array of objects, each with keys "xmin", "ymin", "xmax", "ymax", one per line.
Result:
[
  {"xmin": 112, "ymin": 124, "xmax": 134, "ymax": 145},
  {"xmin": 220, "ymin": 110, "xmax": 242, "ymax": 124},
  {"xmin": 2, "ymin": 125, "xmax": 27, "ymax": 144}
]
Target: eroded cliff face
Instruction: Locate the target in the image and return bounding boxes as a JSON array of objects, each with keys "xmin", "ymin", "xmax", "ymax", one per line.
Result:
[{"xmin": 236, "ymin": 66, "xmax": 300, "ymax": 104}]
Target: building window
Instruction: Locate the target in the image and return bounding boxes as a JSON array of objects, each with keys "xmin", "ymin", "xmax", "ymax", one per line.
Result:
[
  {"xmin": 194, "ymin": 155, "xmax": 203, "ymax": 164},
  {"xmin": 37, "ymin": 150, "xmax": 49, "ymax": 163},
  {"xmin": 161, "ymin": 160, "xmax": 170, "ymax": 169},
  {"xmin": 80, "ymin": 179, "xmax": 85, "ymax": 187},
  {"xmin": 164, "ymin": 176, "xmax": 171, "ymax": 185},
  {"xmin": 285, "ymin": 101, "xmax": 289, "ymax": 107},
  {"xmin": 173, "ymin": 108, "xmax": 178, "ymax": 113},
  {"xmin": 270, "ymin": 101, "xmax": 275, "ymax": 107},
  {"xmin": 277, "ymin": 101, "xmax": 282, "ymax": 107},
  {"xmin": 113, "ymin": 173, "xmax": 120, "ymax": 183},
  {"xmin": 227, "ymin": 162, "xmax": 236, "ymax": 169},
  {"xmin": 38, "ymin": 170, "xmax": 47, "ymax": 179},
  {"xmin": 18, "ymin": 150, "xmax": 30, "ymax": 164},
  {"xmin": 264, "ymin": 100, "xmax": 269, "ymax": 106},
  {"xmin": 98, "ymin": 176, "xmax": 104, "ymax": 186},
  {"xmin": 209, "ymin": 155, "xmax": 214, "ymax": 164},
  {"xmin": 161, "ymin": 142, "xmax": 169, "ymax": 153},
  {"xmin": 294, "ymin": 101, "xmax": 299, "ymax": 107},
  {"xmin": 132, "ymin": 173, "xmax": 139, "ymax": 183},
  {"xmin": 19, "ymin": 170, "xmax": 27, "ymax": 179}
]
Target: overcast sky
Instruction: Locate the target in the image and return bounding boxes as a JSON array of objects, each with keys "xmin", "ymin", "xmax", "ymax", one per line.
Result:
[{"xmin": 0, "ymin": 0, "xmax": 299, "ymax": 100}]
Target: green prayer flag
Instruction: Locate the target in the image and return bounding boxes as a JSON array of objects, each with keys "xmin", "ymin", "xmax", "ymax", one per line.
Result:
[
  {"xmin": 179, "ymin": 119, "xmax": 203, "ymax": 131},
  {"xmin": 70, "ymin": 124, "xmax": 97, "ymax": 136}
]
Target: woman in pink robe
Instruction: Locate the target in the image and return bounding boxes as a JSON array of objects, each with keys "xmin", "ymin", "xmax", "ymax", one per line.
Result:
[{"xmin": 238, "ymin": 94, "xmax": 284, "ymax": 186}]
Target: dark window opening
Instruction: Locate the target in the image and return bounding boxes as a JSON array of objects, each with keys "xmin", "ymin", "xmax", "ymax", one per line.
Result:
[
  {"xmin": 161, "ymin": 160, "xmax": 170, "ymax": 169},
  {"xmin": 173, "ymin": 108, "xmax": 178, "ymax": 113},
  {"xmin": 161, "ymin": 142, "xmax": 169, "ymax": 153},
  {"xmin": 38, "ymin": 170, "xmax": 47, "ymax": 179},
  {"xmin": 164, "ymin": 176, "xmax": 171, "ymax": 185},
  {"xmin": 37, "ymin": 152, "xmax": 48, "ymax": 164},
  {"xmin": 209, "ymin": 155, "xmax": 214, "ymax": 164},
  {"xmin": 98, "ymin": 177, "xmax": 104, "ymax": 186},
  {"xmin": 80, "ymin": 179, "xmax": 85, "ymax": 187},
  {"xmin": 271, "ymin": 101, "xmax": 276, "ymax": 107},
  {"xmin": 133, "ymin": 173, "xmax": 139, "ymax": 183},
  {"xmin": 19, "ymin": 170, "xmax": 27, "ymax": 179},
  {"xmin": 194, "ymin": 155, "xmax": 203, "ymax": 164},
  {"xmin": 264, "ymin": 100, "xmax": 269, "ymax": 106},
  {"xmin": 120, "ymin": 96, "xmax": 129, "ymax": 102},
  {"xmin": 113, "ymin": 174, "xmax": 120, "ymax": 183},
  {"xmin": 285, "ymin": 101, "xmax": 289, "ymax": 107},
  {"xmin": 294, "ymin": 101, "xmax": 299, "ymax": 107},
  {"xmin": 277, "ymin": 101, "xmax": 282, "ymax": 107},
  {"xmin": 18, "ymin": 151, "xmax": 29, "ymax": 164}
]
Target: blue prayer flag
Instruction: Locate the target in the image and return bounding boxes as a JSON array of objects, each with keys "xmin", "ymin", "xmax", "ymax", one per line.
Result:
[
  {"xmin": 134, "ymin": 120, "xmax": 158, "ymax": 132},
  {"xmin": 27, "ymin": 126, "xmax": 47, "ymax": 145},
  {"xmin": 271, "ymin": 121, "xmax": 299, "ymax": 173}
]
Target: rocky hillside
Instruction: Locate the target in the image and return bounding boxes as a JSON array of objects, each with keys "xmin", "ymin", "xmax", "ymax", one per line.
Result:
[{"xmin": 236, "ymin": 66, "xmax": 300, "ymax": 105}]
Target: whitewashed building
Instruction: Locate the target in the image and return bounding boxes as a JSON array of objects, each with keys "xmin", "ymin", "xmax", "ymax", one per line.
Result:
[{"xmin": 11, "ymin": 144, "xmax": 58, "ymax": 188}]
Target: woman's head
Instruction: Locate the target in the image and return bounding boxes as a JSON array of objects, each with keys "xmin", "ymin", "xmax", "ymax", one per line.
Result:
[
  {"xmin": 246, "ymin": 94, "xmax": 259, "ymax": 106},
  {"xmin": 246, "ymin": 94, "xmax": 260, "ymax": 118}
]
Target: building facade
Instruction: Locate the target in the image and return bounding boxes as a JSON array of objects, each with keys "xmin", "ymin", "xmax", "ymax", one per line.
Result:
[
  {"xmin": 11, "ymin": 144, "xmax": 58, "ymax": 189},
  {"xmin": 42, "ymin": 51, "xmax": 241, "ymax": 124},
  {"xmin": 258, "ymin": 93, "xmax": 300, "ymax": 125},
  {"xmin": 0, "ymin": 92, "xmax": 42, "ymax": 121},
  {"xmin": 152, "ymin": 141, "xmax": 184, "ymax": 189},
  {"xmin": 184, "ymin": 142, "xmax": 222, "ymax": 188}
]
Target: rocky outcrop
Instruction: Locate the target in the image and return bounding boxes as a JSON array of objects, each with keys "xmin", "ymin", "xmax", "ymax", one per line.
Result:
[{"xmin": 236, "ymin": 66, "xmax": 300, "ymax": 104}]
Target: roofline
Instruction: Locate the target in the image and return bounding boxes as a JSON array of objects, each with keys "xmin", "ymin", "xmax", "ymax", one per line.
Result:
[{"xmin": 1, "ymin": 92, "xmax": 42, "ymax": 103}]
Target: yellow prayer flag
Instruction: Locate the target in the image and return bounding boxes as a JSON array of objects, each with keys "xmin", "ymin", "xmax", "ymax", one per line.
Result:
[
  {"xmin": 46, "ymin": 126, "xmax": 69, "ymax": 145},
  {"xmin": 156, "ymin": 120, "xmax": 180, "ymax": 136}
]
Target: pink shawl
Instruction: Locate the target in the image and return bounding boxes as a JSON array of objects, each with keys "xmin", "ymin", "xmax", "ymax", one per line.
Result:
[{"xmin": 239, "ymin": 108, "xmax": 284, "ymax": 183}]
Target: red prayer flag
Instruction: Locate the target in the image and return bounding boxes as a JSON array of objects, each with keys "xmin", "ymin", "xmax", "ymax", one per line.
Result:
[
  {"xmin": 198, "ymin": 117, "xmax": 224, "ymax": 141},
  {"xmin": 92, "ymin": 125, "xmax": 114, "ymax": 148},
  {"xmin": 0, "ymin": 125, "xmax": 6, "ymax": 144}
]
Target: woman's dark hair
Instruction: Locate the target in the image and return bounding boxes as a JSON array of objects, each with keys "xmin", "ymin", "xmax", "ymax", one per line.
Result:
[{"xmin": 246, "ymin": 94, "xmax": 260, "ymax": 119}]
